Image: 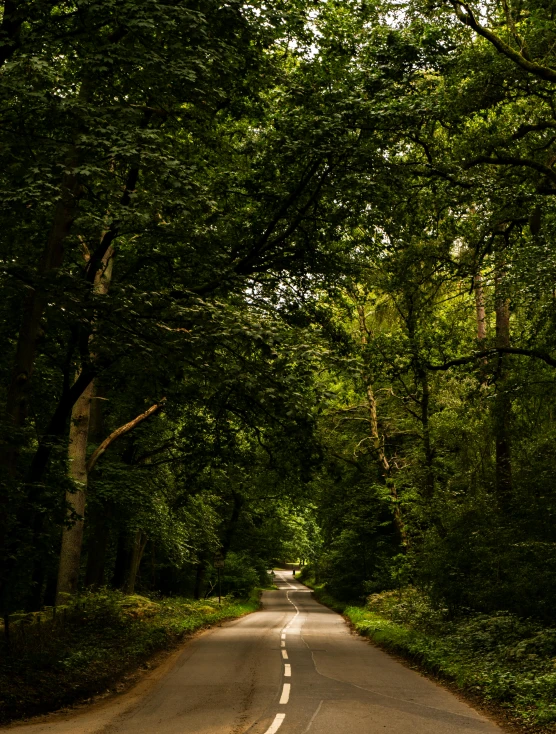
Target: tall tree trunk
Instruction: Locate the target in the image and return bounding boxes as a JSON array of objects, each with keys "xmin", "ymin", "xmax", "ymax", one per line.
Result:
[
  {"xmin": 149, "ymin": 541, "xmax": 156, "ymax": 590},
  {"xmin": 420, "ymin": 367, "xmax": 435, "ymax": 501},
  {"xmin": 405, "ymin": 301, "xmax": 435, "ymax": 503},
  {"xmin": 84, "ymin": 509, "xmax": 110, "ymax": 589},
  {"xmin": 355, "ymin": 301, "xmax": 408, "ymax": 545},
  {"xmin": 56, "ymin": 380, "xmax": 94, "ymax": 604},
  {"xmin": 475, "ymin": 273, "xmax": 487, "ymax": 342},
  {"xmin": 1, "ymin": 79, "xmax": 97, "ymax": 475},
  {"xmin": 124, "ymin": 531, "xmax": 148, "ymax": 595},
  {"xmin": 113, "ymin": 530, "xmax": 131, "ymax": 590},
  {"xmin": 2, "ymin": 164, "xmax": 82, "ymax": 476},
  {"xmin": 2, "ymin": 156, "xmax": 139, "ymax": 478},
  {"xmin": 366, "ymin": 378, "xmax": 408, "ymax": 546},
  {"xmin": 0, "ymin": 55, "xmax": 138, "ymax": 475},
  {"xmin": 0, "ymin": 91, "xmax": 85, "ymax": 612},
  {"xmin": 84, "ymin": 385, "xmax": 110, "ymax": 589},
  {"xmin": 194, "ymin": 561, "xmax": 206, "ymax": 600},
  {"xmin": 55, "ymin": 250, "xmax": 114, "ymax": 604},
  {"xmin": 494, "ymin": 254, "xmax": 512, "ymax": 503},
  {"xmin": 221, "ymin": 490, "xmax": 244, "ymax": 557},
  {"xmin": 475, "ymin": 272, "xmax": 489, "ymax": 385}
]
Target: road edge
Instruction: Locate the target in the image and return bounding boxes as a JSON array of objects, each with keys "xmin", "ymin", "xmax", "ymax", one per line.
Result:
[{"xmin": 0, "ymin": 597, "xmax": 264, "ymax": 732}]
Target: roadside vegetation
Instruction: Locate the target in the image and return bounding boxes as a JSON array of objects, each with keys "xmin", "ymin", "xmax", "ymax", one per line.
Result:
[
  {"xmin": 0, "ymin": 589, "xmax": 261, "ymax": 724},
  {"xmin": 299, "ymin": 569, "xmax": 556, "ymax": 732}
]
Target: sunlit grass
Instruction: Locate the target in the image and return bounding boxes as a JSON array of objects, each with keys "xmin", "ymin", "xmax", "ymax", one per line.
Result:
[{"xmin": 300, "ymin": 575, "xmax": 556, "ymax": 730}]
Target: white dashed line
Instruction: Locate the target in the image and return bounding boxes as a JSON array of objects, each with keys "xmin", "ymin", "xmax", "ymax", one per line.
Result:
[
  {"xmin": 273, "ymin": 573, "xmax": 301, "ymax": 713},
  {"xmin": 279, "ymin": 683, "xmax": 291, "ymax": 704},
  {"xmin": 284, "ymin": 592, "xmax": 299, "ymax": 630},
  {"xmin": 264, "ymin": 713, "xmax": 286, "ymax": 734}
]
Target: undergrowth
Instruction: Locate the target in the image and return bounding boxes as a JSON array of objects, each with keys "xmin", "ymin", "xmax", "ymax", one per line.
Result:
[
  {"xmin": 0, "ymin": 589, "xmax": 260, "ymax": 724},
  {"xmin": 297, "ymin": 571, "xmax": 556, "ymax": 732}
]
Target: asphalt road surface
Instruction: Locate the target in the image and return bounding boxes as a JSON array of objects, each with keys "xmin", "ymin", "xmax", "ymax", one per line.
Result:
[{"xmin": 5, "ymin": 571, "xmax": 503, "ymax": 734}]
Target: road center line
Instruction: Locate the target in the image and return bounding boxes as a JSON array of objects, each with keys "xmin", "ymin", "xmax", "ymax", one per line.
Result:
[
  {"xmin": 279, "ymin": 683, "xmax": 291, "ymax": 704},
  {"xmin": 264, "ymin": 713, "xmax": 286, "ymax": 734},
  {"xmin": 281, "ymin": 640, "xmax": 285, "ymax": 647},
  {"xmin": 282, "ymin": 591, "xmax": 300, "ymax": 634},
  {"xmin": 284, "ymin": 663, "xmax": 291, "ymax": 677},
  {"xmin": 282, "ymin": 649, "xmax": 288, "ymax": 659},
  {"xmin": 276, "ymin": 571, "xmax": 296, "ymax": 590}
]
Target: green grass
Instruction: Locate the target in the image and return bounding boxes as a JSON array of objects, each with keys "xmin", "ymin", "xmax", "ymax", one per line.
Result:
[
  {"xmin": 0, "ymin": 589, "xmax": 261, "ymax": 724},
  {"xmin": 299, "ymin": 575, "xmax": 556, "ymax": 732},
  {"xmin": 295, "ymin": 572, "xmax": 346, "ymax": 613}
]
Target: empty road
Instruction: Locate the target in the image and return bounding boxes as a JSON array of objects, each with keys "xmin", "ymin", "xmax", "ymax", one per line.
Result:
[{"xmin": 5, "ymin": 571, "xmax": 503, "ymax": 734}]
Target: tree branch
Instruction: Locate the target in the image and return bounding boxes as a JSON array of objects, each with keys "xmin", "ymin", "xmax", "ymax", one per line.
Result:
[
  {"xmin": 87, "ymin": 399, "xmax": 166, "ymax": 472},
  {"xmin": 449, "ymin": 1, "xmax": 556, "ymax": 82},
  {"xmin": 428, "ymin": 347, "xmax": 556, "ymax": 370},
  {"xmin": 463, "ymin": 155, "xmax": 556, "ymax": 182}
]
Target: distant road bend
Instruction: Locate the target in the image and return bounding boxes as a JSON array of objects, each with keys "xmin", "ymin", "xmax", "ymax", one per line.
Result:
[{"xmin": 6, "ymin": 571, "xmax": 503, "ymax": 734}]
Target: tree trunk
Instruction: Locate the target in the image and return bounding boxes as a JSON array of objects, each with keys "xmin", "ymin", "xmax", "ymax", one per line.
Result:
[
  {"xmin": 475, "ymin": 272, "xmax": 488, "ymax": 385},
  {"xmin": 2, "ymin": 164, "xmax": 82, "ymax": 476},
  {"xmin": 84, "ymin": 384, "xmax": 109, "ymax": 590},
  {"xmin": 494, "ymin": 255, "xmax": 512, "ymax": 503},
  {"xmin": 56, "ymin": 380, "xmax": 94, "ymax": 604},
  {"xmin": 55, "ymin": 249, "xmax": 114, "ymax": 604},
  {"xmin": 405, "ymin": 301, "xmax": 435, "ymax": 503},
  {"xmin": 364, "ymin": 377, "xmax": 408, "ymax": 545},
  {"xmin": 124, "ymin": 531, "xmax": 148, "ymax": 594},
  {"xmin": 150, "ymin": 541, "xmax": 156, "ymax": 590},
  {"xmin": 194, "ymin": 561, "xmax": 206, "ymax": 600},
  {"xmin": 355, "ymin": 301, "xmax": 408, "ymax": 545},
  {"xmin": 27, "ymin": 564, "xmax": 46, "ymax": 612},
  {"xmin": 113, "ymin": 530, "xmax": 131, "ymax": 590},
  {"xmin": 221, "ymin": 490, "xmax": 244, "ymax": 557},
  {"xmin": 0, "ymin": 78, "xmax": 141, "ymax": 477},
  {"xmin": 420, "ymin": 367, "xmax": 435, "ymax": 500},
  {"xmin": 475, "ymin": 273, "xmax": 487, "ymax": 342},
  {"xmin": 84, "ymin": 511, "xmax": 110, "ymax": 589}
]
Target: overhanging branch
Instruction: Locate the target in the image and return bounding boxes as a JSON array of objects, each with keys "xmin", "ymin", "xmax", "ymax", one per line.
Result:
[
  {"xmin": 87, "ymin": 398, "xmax": 166, "ymax": 472},
  {"xmin": 449, "ymin": 1, "xmax": 556, "ymax": 81},
  {"xmin": 463, "ymin": 156, "xmax": 556, "ymax": 183},
  {"xmin": 428, "ymin": 347, "xmax": 556, "ymax": 370}
]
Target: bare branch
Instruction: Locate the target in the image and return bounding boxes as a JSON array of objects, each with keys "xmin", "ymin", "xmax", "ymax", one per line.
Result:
[{"xmin": 87, "ymin": 399, "xmax": 166, "ymax": 472}]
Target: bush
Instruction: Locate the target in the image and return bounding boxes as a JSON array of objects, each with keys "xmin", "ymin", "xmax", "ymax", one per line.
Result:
[{"xmin": 345, "ymin": 588, "xmax": 556, "ymax": 730}]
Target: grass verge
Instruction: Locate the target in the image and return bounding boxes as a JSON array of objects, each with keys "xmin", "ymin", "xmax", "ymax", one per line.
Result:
[
  {"xmin": 0, "ymin": 589, "xmax": 261, "ymax": 724},
  {"xmin": 297, "ymin": 573, "xmax": 556, "ymax": 733}
]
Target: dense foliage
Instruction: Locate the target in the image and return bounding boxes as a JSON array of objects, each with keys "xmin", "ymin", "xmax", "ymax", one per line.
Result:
[{"xmin": 2, "ymin": 0, "xmax": 556, "ymax": 660}]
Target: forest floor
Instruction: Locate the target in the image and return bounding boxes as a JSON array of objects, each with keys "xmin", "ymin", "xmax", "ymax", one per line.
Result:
[
  {"xmin": 298, "ymin": 574, "xmax": 556, "ymax": 734},
  {"xmin": 0, "ymin": 590, "xmax": 261, "ymax": 724}
]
